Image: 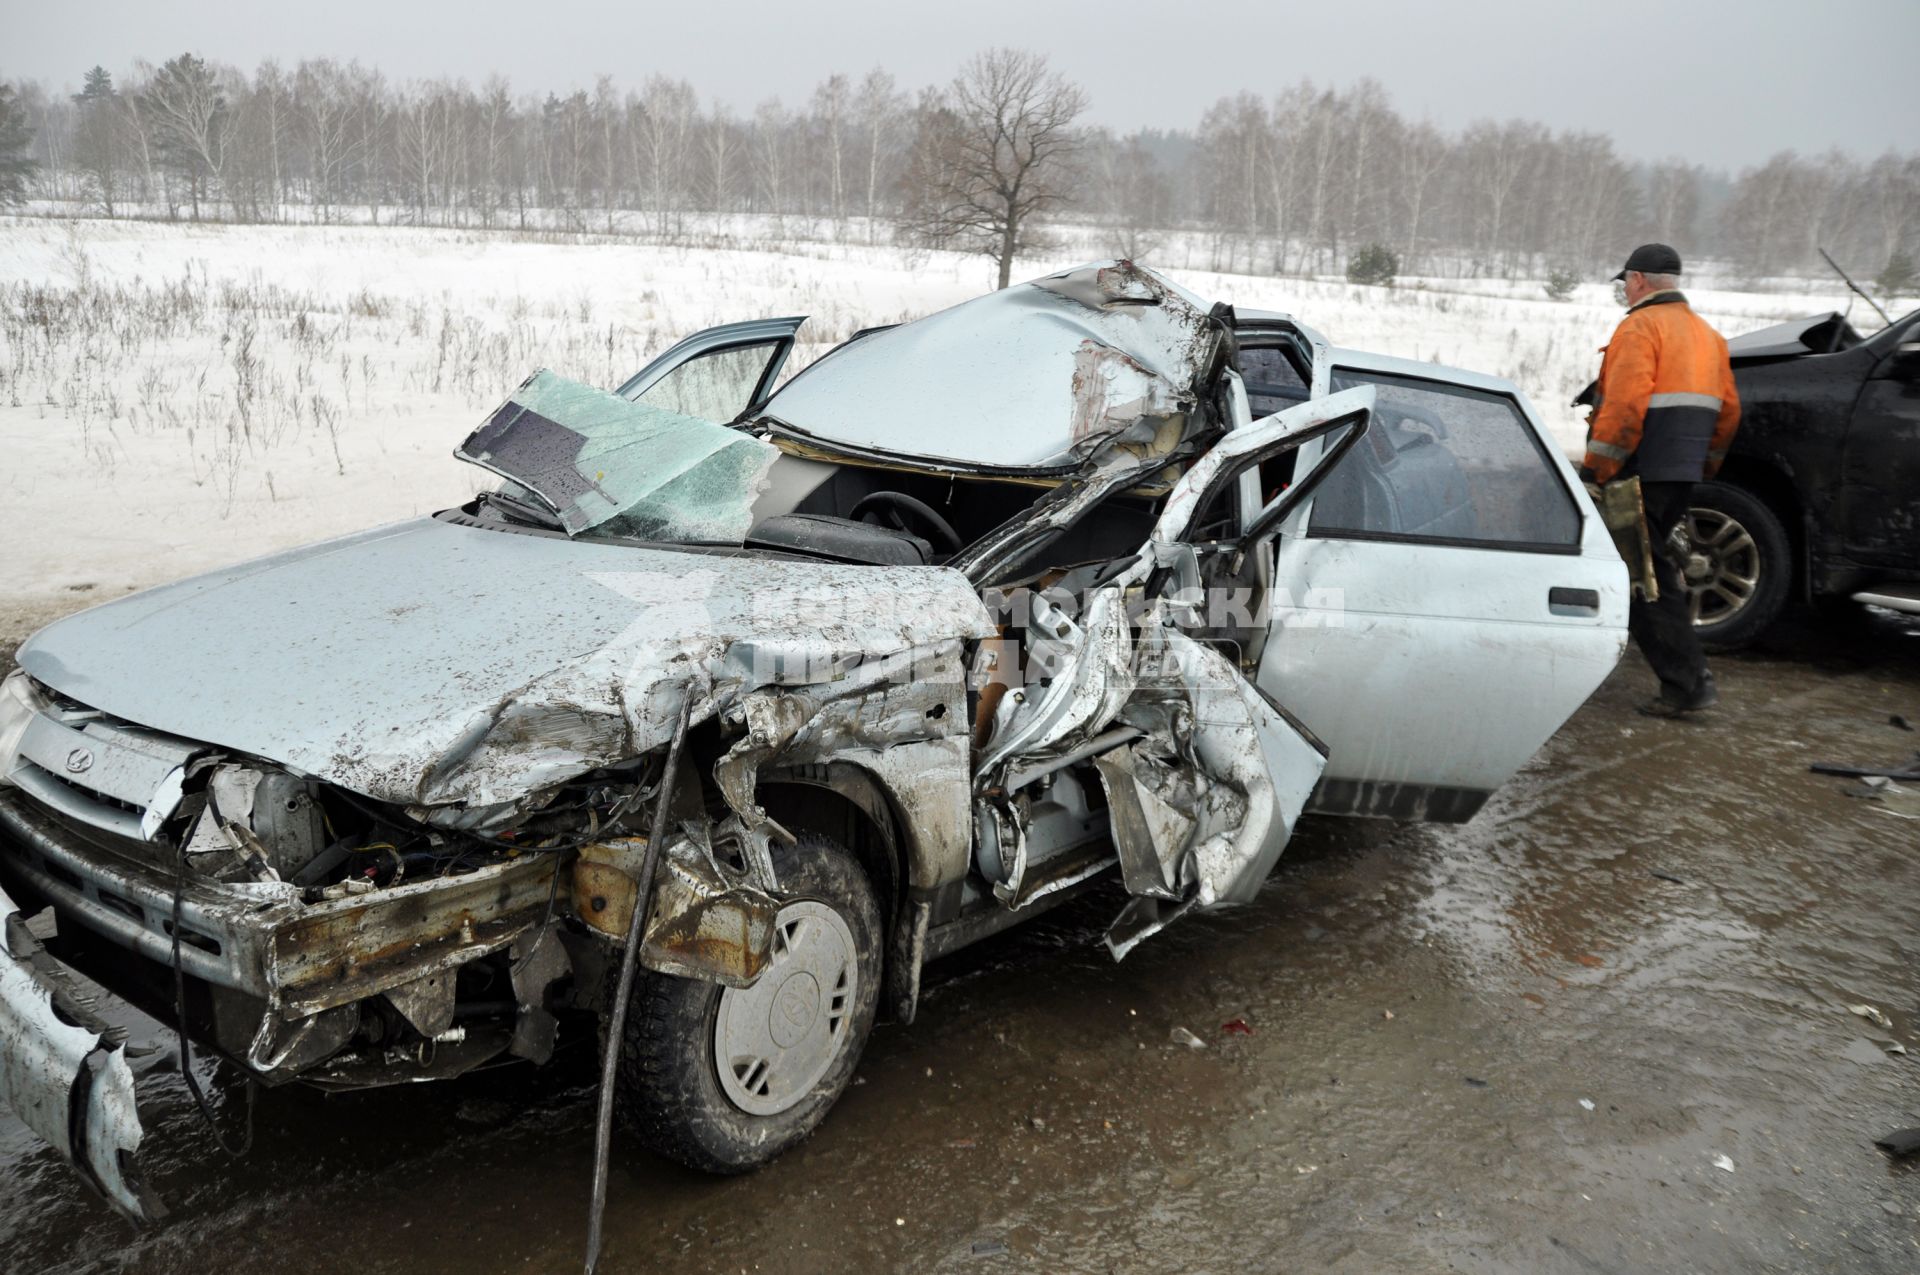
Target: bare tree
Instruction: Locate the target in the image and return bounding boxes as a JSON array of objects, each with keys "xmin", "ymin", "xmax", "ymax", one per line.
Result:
[
  {"xmin": 702, "ymin": 99, "xmax": 740, "ymax": 212},
  {"xmin": 853, "ymin": 68, "xmax": 904, "ymax": 241},
  {"xmin": 637, "ymin": 75, "xmax": 695, "ymax": 235},
  {"xmin": 810, "ymin": 72, "xmax": 850, "ymax": 229},
  {"xmin": 752, "ymin": 97, "xmax": 789, "ymax": 220},
  {"xmin": 897, "ymin": 49, "xmax": 1086, "ymax": 288},
  {"xmin": 141, "ymin": 53, "xmax": 230, "ymax": 219}
]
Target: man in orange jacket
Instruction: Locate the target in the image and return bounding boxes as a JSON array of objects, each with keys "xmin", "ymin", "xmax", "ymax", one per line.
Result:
[{"xmin": 1580, "ymin": 243, "xmax": 1741, "ymax": 718}]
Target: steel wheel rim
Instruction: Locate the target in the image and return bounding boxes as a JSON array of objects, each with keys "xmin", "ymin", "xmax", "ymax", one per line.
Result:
[
  {"xmin": 1678, "ymin": 507, "xmax": 1760, "ymax": 628},
  {"xmin": 713, "ymin": 899, "xmax": 857, "ymax": 1116}
]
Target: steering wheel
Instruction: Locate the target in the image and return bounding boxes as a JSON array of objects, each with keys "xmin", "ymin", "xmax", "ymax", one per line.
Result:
[{"xmin": 848, "ymin": 491, "xmax": 963, "ymax": 556}]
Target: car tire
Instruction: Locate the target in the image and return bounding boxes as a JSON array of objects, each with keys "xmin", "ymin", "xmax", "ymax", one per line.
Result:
[
  {"xmin": 611, "ymin": 832, "xmax": 883, "ymax": 1174},
  {"xmin": 1684, "ymin": 481, "xmax": 1792, "ymax": 650}
]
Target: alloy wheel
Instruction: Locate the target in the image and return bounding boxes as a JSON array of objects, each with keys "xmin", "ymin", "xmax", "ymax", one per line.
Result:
[{"xmin": 1676, "ymin": 507, "xmax": 1761, "ymax": 628}]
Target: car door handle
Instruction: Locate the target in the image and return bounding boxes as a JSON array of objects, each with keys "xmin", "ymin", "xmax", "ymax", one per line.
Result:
[{"xmin": 1549, "ymin": 587, "xmax": 1601, "ymax": 614}]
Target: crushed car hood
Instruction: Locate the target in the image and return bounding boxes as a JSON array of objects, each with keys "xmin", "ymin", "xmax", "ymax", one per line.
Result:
[
  {"xmin": 1725, "ymin": 312, "xmax": 1863, "ymax": 362},
  {"xmin": 17, "ymin": 517, "xmax": 992, "ymax": 809}
]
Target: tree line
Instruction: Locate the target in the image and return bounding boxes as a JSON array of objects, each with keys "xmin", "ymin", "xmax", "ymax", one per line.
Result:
[{"xmin": 1, "ymin": 51, "xmax": 1915, "ymax": 291}]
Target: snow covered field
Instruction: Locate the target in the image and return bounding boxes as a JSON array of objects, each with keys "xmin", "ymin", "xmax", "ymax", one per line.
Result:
[{"xmin": 0, "ymin": 215, "xmax": 1860, "ymax": 608}]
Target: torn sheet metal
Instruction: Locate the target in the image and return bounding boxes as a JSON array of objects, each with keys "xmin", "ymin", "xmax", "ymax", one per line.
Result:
[
  {"xmin": 761, "ymin": 261, "xmax": 1222, "ymax": 470},
  {"xmin": 710, "ymin": 640, "xmax": 978, "ymax": 892},
  {"xmin": 456, "ymin": 368, "xmax": 779, "ymax": 541},
  {"xmin": 572, "ymin": 830, "xmax": 778, "ymax": 989},
  {"xmin": 0, "ymin": 885, "xmax": 156, "ymax": 1221},
  {"xmin": 1094, "ymin": 619, "xmax": 1328, "ymax": 958},
  {"xmin": 640, "ymin": 836, "xmax": 779, "ymax": 989}
]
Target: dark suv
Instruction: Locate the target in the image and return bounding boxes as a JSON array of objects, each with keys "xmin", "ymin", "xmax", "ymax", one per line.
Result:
[{"xmin": 1585, "ymin": 307, "xmax": 1920, "ymax": 646}]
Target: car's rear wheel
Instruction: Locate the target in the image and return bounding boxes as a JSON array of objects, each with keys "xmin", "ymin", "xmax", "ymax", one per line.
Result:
[
  {"xmin": 1680, "ymin": 482, "xmax": 1792, "ymax": 649},
  {"xmin": 611, "ymin": 833, "xmax": 882, "ymax": 1174}
]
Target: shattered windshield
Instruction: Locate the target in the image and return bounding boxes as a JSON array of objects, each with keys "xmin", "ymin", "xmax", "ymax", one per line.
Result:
[{"xmin": 456, "ymin": 370, "xmax": 777, "ymax": 541}]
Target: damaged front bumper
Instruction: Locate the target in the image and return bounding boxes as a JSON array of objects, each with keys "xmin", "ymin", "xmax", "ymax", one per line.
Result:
[
  {"xmin": 0, "ymin": 881, "xmax": 156, "ymax": 1220},
  {"xmin": 0, "ymin": 788, "xmax": 566, "ymax": 1220}
]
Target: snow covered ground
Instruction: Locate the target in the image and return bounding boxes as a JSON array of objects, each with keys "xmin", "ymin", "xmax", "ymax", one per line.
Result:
[{"xmin": 0, "ymin": 215, "xmax": 1862, "ymax": 608}]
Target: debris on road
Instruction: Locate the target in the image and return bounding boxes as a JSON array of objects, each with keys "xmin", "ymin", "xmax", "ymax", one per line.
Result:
[
  {"xmin": 1464, "ymin": 1076, "xmax": 1490, "ymax": 1088},
  {"xmin": 1648, "ymin": 870, "xmax": 1687, "ymax": 884},
  {"xmin": 1221, "ymin": 1017, "xmax": 1254, "ymax": 1035},
  {"xmin": 1891, "ymin": 714, "xmax": 1913, "ymax": 732},
  {"xmin": 1874, "ymin": 1128, "xmax": 1920, "ymax": 1158},
  {"xmin": 1811, "ymin": 753, "xmax": 1920, "ymax": 781},
  {"xmin": 1712, "ymin": 1154, "xmax": 1735, "ymax": 1173},
  {"xmin": 1170, "ymin": 1026, "xmax": 1207, "ymax": 1049},
  {"xmin": 1847, "ymin": 1003, "xmax": 1895, "ymax": 1030},
  {"xmin": 1579, "ymin": 1098, "xmax": 1596, "ymax": 1111}
]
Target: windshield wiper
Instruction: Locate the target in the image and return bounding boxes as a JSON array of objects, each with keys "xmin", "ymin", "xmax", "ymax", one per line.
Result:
[{"xmin": 479, "ymin": 488, "xmax": 565, "ymax": 530}]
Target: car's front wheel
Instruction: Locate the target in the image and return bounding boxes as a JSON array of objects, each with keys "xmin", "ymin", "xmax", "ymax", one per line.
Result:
[
  {"xmin": 1679, "ymin": 482, "xmax": 1792, "ymax": 649},
  {"xmin": 611, "ymin": 832, "xmax": 882, "ymax": 1174}
]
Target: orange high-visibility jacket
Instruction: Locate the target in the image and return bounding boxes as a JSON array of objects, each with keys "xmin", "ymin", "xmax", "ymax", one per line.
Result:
[{"xmin": 1583, "ymin": 292, "xmax": 1740, "ymax": 484}]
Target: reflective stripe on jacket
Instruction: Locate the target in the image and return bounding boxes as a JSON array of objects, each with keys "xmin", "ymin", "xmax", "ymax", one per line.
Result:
[{"xmin": 1583, "ymin": 292, "xmax": 1741, "ymax": 484}]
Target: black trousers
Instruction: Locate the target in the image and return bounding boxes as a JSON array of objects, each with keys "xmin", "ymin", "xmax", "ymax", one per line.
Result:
[{"xmin": 1631, "ymin": 480, "xmax": 1712, "ymax": 704}]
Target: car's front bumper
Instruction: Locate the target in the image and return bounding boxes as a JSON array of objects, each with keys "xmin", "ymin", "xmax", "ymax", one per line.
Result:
[
  {"xmin": 0, "ymin": 787, "xmax": 564, "ymax": 1220},
  {"xmin": 0, "ymin": 880, "xmax": 156, "ymax": 1220}
]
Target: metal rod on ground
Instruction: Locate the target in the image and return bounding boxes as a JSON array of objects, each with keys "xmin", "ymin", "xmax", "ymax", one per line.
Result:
[{"xmin": 585, "ymin": 687, "xmax": 695, "ymax": 1275}]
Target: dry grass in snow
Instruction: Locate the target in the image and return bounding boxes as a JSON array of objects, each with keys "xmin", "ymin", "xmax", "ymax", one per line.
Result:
[{"xmin": 0, "ymin": 216, "xmax": 1861, "ymax": 606}]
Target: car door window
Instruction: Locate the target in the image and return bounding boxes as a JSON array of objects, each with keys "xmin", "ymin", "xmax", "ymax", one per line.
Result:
[
  {"xmin": 1308, "ymin": 369, "xmax": 1580, "ymax": 549},
  {"xmin": 633, "ymin": 341, "xmax": 787, "ymax": 425},
  {"xmin": 1239, "ymin": 345, "xmax": 1309, "ymax": 502}
]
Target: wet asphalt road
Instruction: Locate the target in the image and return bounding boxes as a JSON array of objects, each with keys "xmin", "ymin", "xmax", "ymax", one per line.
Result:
[{"xmin": 2, "ymin": 607, "xmax": 1917, "ymax": 1274}]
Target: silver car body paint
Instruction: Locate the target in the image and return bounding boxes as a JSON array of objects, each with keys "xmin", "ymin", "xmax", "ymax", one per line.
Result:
[
  {"xmin": 761, "ymin": 261, "xmax": 1222, "ymax": 470},
  {"xmin": 15, "ymin": 520, "xmax": 993, "ymax": 816}
]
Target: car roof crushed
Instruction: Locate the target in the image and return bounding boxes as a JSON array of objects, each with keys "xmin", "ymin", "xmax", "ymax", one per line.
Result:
[{"xmin": 760, "ymin": 260, "xmax": 1225, "ymax": 471}]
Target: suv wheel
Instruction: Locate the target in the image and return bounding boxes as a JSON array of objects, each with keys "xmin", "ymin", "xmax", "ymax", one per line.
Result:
[
  {"xmin": 611, "ymin": 832, "xmax": 882, "ymax": 1173},
  {"xmin": 1680, "ymin": 482, "xmax": 1791, "ymax": 649}
]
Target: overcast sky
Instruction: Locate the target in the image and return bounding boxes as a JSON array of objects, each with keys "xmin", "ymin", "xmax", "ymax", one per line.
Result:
[{"xmin": 6, "ymin": 0, "xmax": 1915, "ymax": 170}]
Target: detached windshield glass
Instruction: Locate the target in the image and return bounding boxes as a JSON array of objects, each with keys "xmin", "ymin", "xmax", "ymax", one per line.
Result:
[{"xmin": 456, "ymin": 370, "xmax": 778, "ymax": 541}]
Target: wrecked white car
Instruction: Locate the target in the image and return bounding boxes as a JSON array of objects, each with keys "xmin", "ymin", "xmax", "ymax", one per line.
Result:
[{"xmin": 0, "ymin": 263, "xmax": 1627, "ymax": 1219}]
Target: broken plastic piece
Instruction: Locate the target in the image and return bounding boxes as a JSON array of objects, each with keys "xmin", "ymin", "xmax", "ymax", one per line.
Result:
[
  {"xmin": 1847, "ymin": 1003, "xmax": 1894, "ymax": 1030},
  {"xmin": 1169, "ymin": 1026, "xmax": 1207, "ymax": 1049},
  {"xmin": 0, "ymin": 886, "xmax": 158, "ymax": 1221},
  {"xmin": 1873, "ymin": 1128, "xmax": 1920, "ymax": 1158}
]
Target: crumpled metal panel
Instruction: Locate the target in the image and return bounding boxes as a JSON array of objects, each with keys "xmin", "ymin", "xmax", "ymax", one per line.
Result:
[
  {"xmin": 0, "ymin": 885, "xmax": 154, "ymax": 1221},
  {"xmin": 456, "ymin": 368, "xmax": 779, "ymax": 540},
  {"xmin": 17, "ymin": 521, "xmax": 993, "ymax": 814},
  {"xmin": 762, "ymin": 261, "xmax": 1221, "ymax": 470}
]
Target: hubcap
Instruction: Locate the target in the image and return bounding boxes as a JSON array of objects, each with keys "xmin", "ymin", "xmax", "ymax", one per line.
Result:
[
  {"xmin": 713, "ymin": 900, "xmax": 857, "ymax": 1116},
  {"xmin": 1675, "ymin": 508, "xmax": 1760, "ymax": 628}
]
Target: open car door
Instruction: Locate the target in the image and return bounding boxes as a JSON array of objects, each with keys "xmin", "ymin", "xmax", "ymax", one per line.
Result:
[
  {"xmin": 614, "ymin": 317, "xmax": 806, "ymax": 424},
  {"xmin": 1256, "ymin": 354, "xmax": 1629, "ymax": 821},
  {"xmin": 970, "ymin": 384, "xmax": 1378, "ymax": 957}
]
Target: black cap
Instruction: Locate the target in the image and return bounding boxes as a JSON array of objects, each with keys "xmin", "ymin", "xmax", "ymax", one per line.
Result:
[{"xmin": 1613, "ymin": 243, "xmax": 1683, "ymax": 281}]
